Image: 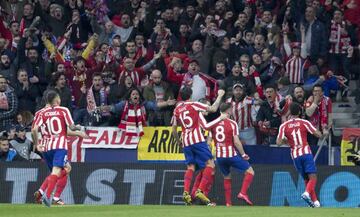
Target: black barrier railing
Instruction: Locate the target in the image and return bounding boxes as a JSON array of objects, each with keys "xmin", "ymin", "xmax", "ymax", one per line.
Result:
[{"xmin": 0, "ymin": 162, "xmax": 359, "ymax": 207}]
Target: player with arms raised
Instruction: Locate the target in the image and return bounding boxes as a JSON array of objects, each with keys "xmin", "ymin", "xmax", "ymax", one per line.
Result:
[
  {"xmin": 207, "ymin": 103, "xmax": 255, "ymax": 206},
  {"xmin": 31, "ymin": 91, "xmax": 85, "ymax": 207},
  {"xmin": 276, "ymin": 102, "xmax": 322, "ymax": 208},
  {"xmin": 172, "ymin": 87, "xmax": 225, "ymax": 206}
]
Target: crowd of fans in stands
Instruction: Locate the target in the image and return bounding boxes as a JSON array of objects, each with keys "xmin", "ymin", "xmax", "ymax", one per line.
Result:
[{"xmin": 0, "ymin": 0, "xmax": 360, "ymax": 161}]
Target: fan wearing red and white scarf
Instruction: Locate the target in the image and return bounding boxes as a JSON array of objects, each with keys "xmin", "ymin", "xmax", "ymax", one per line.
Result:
[
  {"xmin": 118, "ymin": 89, "xmax": 146, "ymax": 137},
  {"xmin": 305, "ymin": 94, "xmax": 332, "ymax": 131},
  {"xmin": 329, "ymin": 19, "xmax": 351, "ymax": 54}
]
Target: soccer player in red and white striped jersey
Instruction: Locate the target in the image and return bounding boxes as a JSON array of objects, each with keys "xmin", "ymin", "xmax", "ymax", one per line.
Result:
[
  {"xmin": 207, "ymin": 103, "xmax": 255, "ymax": 206},
  {"xmin": 33, "ymin": 102, "xmax": 88, "ymax": 206},
  {"xmin": 32, "ymin": 91, "xmax": 85, "ymax": 207},
  {"xmin": 172, "ymin": 87, "xmax": 225, "ymax": 205},
  {"xmin": 277, "ymin": 102, "xmax": 322, "ymax": 208}
]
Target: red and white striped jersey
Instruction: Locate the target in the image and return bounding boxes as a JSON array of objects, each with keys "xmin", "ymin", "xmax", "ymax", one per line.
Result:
[
  {"xmin": 305, "ymin": 96, "xmax": 332, "ymax": 130},
  {"xmin": 285, "ymin": 55, "xmax": 306, "ymax": 84},
  {"xmin": 329, "ymin": 21, "xmax": 351, "ymax": 54},
  {"xmin": 277, "ymin": 118, "xmax": 317, "ymax": 159},
  {"xmin": 32, "ymin": 107, "xmax": 51, "ymax": 148},
  {"xmin": 118, "ymin": 68, "xmax": 145, "ymax": 86},
  {"xmin": 209, "ymin": 118, "xmax": 239, "ymax": 158},
  {"xmin": 33, "ymin": 106, "xmax": 74, "ymax": 151},
  {"xmin": 173, "ymin": 101, "xmax": 217, "ymax": 147},
  {"xmin": 226, "ymin": 97, "xmax": 255, "ymax": 130}
]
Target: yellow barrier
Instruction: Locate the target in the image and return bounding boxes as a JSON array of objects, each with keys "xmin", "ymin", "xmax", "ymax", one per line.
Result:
[
  {"xmin": 138, "ymin": 127, "xmax": 216, "ymax": 161},
  {"xmin": 138, "ymin": 127, "xmax": 185, "ymax": 160},
  {"xmin": 340, "ymin": 128, "xmax": 360, "ymax": 166}
]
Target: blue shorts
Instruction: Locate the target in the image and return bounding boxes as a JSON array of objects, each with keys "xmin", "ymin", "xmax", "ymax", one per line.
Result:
[
  {"xmin": 43, "ymin": 149, "xmax": 68, "ymax": 171},
  {"xmin": 183, "ymin": 142, "xmax": 213, "ymax": 170},
  {"xmin": 293, "ymin": 154, "xmax": 317, "ymax": 179},
  {"xmin": 217, "ymin": 156, "xmax": 250, "ymax": 176}
]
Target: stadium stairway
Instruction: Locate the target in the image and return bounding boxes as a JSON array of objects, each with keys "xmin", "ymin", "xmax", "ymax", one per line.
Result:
[
  {"xmin": 332, "ymin": 80, "xmax": 360, "ymax": 137},
  {"xmin": 330, "ymin": 80, "xmax": 360, "ymax": 165}
]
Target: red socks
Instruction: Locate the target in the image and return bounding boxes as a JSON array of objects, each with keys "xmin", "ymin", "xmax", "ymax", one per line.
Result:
[
  {"xmin": 240, "ymin": 172, "xmax": 254, "ymax": 195},
  {"xmin": 204, "ymin": 173, "xmax": 215, "ymax": 196},
  {"xmin": 184, "ymin": 169, "xmax": 194, "ymax": 193},
  {"xmin": 305, "ymin": 178, "xmax": 318, "ymax": 201},
  {"xmin": 191, "ymin": 171, "xmax": 203, "ymax": 198},
  {"xmin": 224, "ymin": 179, "xmax": 232, "ymax": 205},
  {"xmin": 198, "ymin": 167, "xmax": 214, "ymax": 192},
  {"xmin": 54, "ymin": 170, "xmax": 68, "ymax": 198},
  {"xmin": 40, "ymin": 176, "xmax": 49, "ymax": 193},
  {"xmin": 46, "ymin": 174, "xmax": 59, "ymax": 198}
]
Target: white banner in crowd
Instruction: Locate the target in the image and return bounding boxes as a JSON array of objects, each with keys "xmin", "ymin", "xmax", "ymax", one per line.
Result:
[
  {"xmin": 81, "ymin": 127, "xmax": 139, "ymax": 149},
  {"xmin": 27, "ymin": 127, "xmax": 140, "ymax": 162}
]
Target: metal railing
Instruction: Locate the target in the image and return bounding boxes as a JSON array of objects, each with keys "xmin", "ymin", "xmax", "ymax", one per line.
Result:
[{"xmin": 314, "ymin": 132, "xmax": 332, "ymax": 165}]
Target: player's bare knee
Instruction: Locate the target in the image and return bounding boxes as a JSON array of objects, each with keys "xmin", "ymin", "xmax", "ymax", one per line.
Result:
[
  {"xmin": 224, "ymin": 175, "xmax": 231, "ymax": 179},
  {"xmin": 246, "ymin": 167, "xmax": 255, "ymax": 175},
  {"xmin": 64, "ymin": 165, "xmax": 71, "ymax": 174},
  {"xmin": 52, "ymin": 166, "xmax": 62, "ymax": 176},
  {"xmin": 187, "ymin": 164, "xmax": 195, "ymax": 171},
  {"xmin": 308, "ymin": 173, "xmax": 317, "ymax": 179},
  {"xmin": 206, "ymin": 159, "xmax": 215, "ymax": 168}
]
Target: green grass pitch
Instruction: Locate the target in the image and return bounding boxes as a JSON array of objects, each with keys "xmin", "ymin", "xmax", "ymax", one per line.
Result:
[{"xmin": 0, "ymin": 204, "xmax": 358, "ymax": 217}]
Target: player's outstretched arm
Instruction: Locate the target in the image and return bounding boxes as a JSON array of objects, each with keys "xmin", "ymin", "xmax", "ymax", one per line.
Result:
[
  {"xmin": 234, "ymin": 135, "xmax": 249, "ymax": 160},
  {"xmin": 67, "ymin": 127, "xmax": 90, "ymax": 138},
  {"xmin": 207, "ymin": 89, "xmax": 225, "ymax": 113},
  {"xmin": 68, "ymin": 124, "xmax": 83, "ymax": 131},
  {"xmin": 199, "ymin": 112, "xmax": 225, "ymax": 130}
]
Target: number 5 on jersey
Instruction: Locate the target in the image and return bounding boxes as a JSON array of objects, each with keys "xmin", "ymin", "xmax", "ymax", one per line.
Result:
[{"xmin": 180, "ymin": 111, "xmax": 194, "ymax": 128}]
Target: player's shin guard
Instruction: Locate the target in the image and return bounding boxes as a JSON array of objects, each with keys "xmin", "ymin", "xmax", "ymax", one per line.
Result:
[
  {"xmin": 54, "ymin": 170, "xmax": 68, "ymax": 199},
  {"xmin": 45, "ymin": 174, "xmax": 59, "ymax": 198},
  {"xmin": 204, "ymin": 173, "xmax": 215, "ymax": 196},
  {"xmin": 240, "ymin": 172, "xmax": 254, "ymax": 195},
  {"xmin": 184, "ymin": 169, "xmax": 194, "ymax": 193},
  {"xmin": 198, "ymin": 166, "xmax": 214, "ymax": 192},
  {"xmin": 224, "ymin": 179, "xmax": 232, "ymax": 206},
  {"xmin": 191, "ymin": 171, "xmax": 203, "ymax": 198}
]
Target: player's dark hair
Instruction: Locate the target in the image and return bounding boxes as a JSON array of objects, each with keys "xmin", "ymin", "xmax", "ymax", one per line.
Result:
[
  {"xmin": 290, "ymin": 102, "xmax": 301, "ymax": 116},
  {"xmin": 46, "ymin": 90, "xmax": 59, "ymax": 105},
  {"xmin": 180, "ymin": 87, "xmax": 192, "ymax": 101},
  {"xmin": 199, "ymin": 98, "xmax": 209, "ymax": 104},
  {"xmin": 220, "ymin": 103, "xmax": 231, "ymax": 113}
]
